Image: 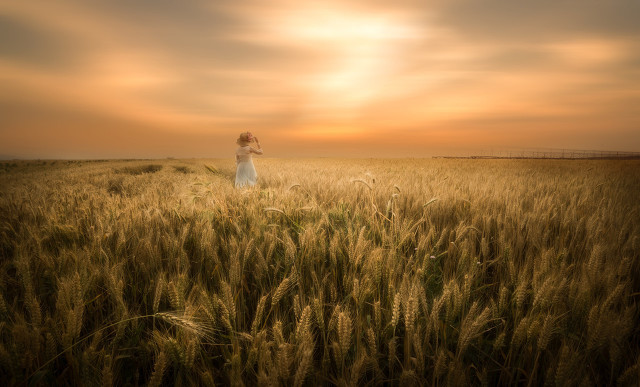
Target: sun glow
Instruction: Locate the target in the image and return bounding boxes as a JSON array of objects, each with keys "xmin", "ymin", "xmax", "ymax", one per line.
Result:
[
  {"xmin": 259, "ymin": 5, "xmax": 421, "ymax": 120},
  {"xmin": 292, "ymin": 125, "xmax": 366, "ymax": 140},
  {"xmin": 1, "ymin": 1, "xmax": 639, "ymax": 158}
]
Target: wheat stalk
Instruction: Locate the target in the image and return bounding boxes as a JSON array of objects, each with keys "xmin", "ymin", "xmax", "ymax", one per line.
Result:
[
  {"xmin": 351, "ymin": 179, "xmax": 372, "ymax": 190},
  {"xmin": 148, "ymin": 351, "xmax": 168, "ymax": 387},
  {"xmin": 338, "ymin": 311, "xmax": 352, "ymax": 363},
  {"xmin": 272, "ymin": 272, "xmax": 297, "ymax": 307},
  {"xmin": 263, "ymin": 207, "xmax": 286, "ymax": 216},
  {"xmin": 156, "ymin": 311, "xmax": 211, "ymax": 338},
  {"xmin": 456, "ymin": 303, "xmax": 491, "ymax": 358},
  {"xmin": 152, "ymin": 276, "xmax": 165, "ymax": 314},
  {"xmin": 391, "ymin": 293, "xmax": 401, "ymax": 328},
  {"xmin": 293, "ymin": 347, "xmax": 313, "ymax": 387},
  {"xmin": 251, "ymin": 294, "xmax": 269, "ymax": 336}
]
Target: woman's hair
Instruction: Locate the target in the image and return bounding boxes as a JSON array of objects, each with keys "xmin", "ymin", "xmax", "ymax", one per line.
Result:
[{"xmin": 236, "ymin": 132, "xmax": 253, "ymax": 145}]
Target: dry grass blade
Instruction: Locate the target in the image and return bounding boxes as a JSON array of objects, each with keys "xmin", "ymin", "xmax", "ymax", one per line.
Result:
[
  {"xmin": 351, "ymin": 179, "xmax": 372, "ymax": 190},
  {"xmin": 204, "ymin": 164, "xmax": 219, "ymax": 174},
  {"xmin": 423, "ymin": 198, "xmax": 439, "ymax": 207},
  {"xmin": 264, "ymin": 207, "xmax": 286, "ymax": 215}
]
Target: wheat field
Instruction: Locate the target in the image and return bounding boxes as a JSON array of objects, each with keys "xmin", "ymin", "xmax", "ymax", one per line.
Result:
[{"xmin": 0, "ymin": 158, "xmax": 638, "ymax": 386}]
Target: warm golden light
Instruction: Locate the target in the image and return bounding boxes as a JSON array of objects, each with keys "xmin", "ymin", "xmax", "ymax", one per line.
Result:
[{"xmin": 1, "ymin": 0, "xmax": 638, "ymax": 158}]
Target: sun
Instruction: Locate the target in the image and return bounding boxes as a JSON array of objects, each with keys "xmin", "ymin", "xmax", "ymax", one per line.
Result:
[{"xmin": 267, "ymin": 4, "xmax": 419, "ymax": 118}]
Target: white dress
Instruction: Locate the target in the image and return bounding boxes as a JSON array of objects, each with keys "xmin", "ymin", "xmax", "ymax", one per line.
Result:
[{"xmin": 235, "ymin": 145, "xmax": 263, "ymax": 188}]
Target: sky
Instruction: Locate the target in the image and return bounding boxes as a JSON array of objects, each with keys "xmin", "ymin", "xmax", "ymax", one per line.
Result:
[{"xmin": 1, "ymin": 0, "xmax": 639, "ymax": 158}]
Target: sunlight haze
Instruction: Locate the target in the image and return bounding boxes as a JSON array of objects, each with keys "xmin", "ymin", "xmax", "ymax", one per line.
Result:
[{"xmin": 1, "ymin": 0, "xmax": 639, "ymax": 158}]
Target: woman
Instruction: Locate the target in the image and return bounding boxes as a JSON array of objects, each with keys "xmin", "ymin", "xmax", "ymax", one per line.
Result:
[{"xmin": 235, "ymin": 131, "xmax": 263, "ymax": 188}]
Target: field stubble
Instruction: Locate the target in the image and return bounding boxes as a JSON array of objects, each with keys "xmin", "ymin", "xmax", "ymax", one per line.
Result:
[{"xmin": 0, "ymin": 158, "xmax": 639, "ymax": 385}]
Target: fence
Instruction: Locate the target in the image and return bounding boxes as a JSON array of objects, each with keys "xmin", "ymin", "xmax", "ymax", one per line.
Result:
[{"xmin": 435, "ymin": 148, "xmax": 640, "ymax": 160}]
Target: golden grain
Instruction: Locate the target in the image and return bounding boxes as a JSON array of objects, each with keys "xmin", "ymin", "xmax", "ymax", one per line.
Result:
[
  {"xmin": 1, "ymin": 158, "xmax": 637, "ymax": 386},
  {"xmin": 147, "ymin": 351, "xmax": 168, "ymax": 387}
]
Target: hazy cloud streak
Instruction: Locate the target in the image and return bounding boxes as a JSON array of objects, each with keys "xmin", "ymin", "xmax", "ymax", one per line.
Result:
[{"xmin": 1, "ymin": 0, "xmax": 638, "ymax": 158}]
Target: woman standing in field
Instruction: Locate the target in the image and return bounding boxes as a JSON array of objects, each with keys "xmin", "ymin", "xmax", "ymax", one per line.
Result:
[{"xmin": 235, "ymin": 131, "xmax": 263, "ymax": 188}]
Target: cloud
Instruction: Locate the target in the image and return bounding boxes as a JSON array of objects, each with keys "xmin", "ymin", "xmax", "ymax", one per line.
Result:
[
  {"xmin": 0, "ymin": 15, "xmax": 88, "ymax": 71},
  {"xmin": 431, "ymin": 0, "xmax": 640, "ymax": 42},
  {"xmin": 0, "ymin": 0, "xmax": 638, "ymax": 158}
]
